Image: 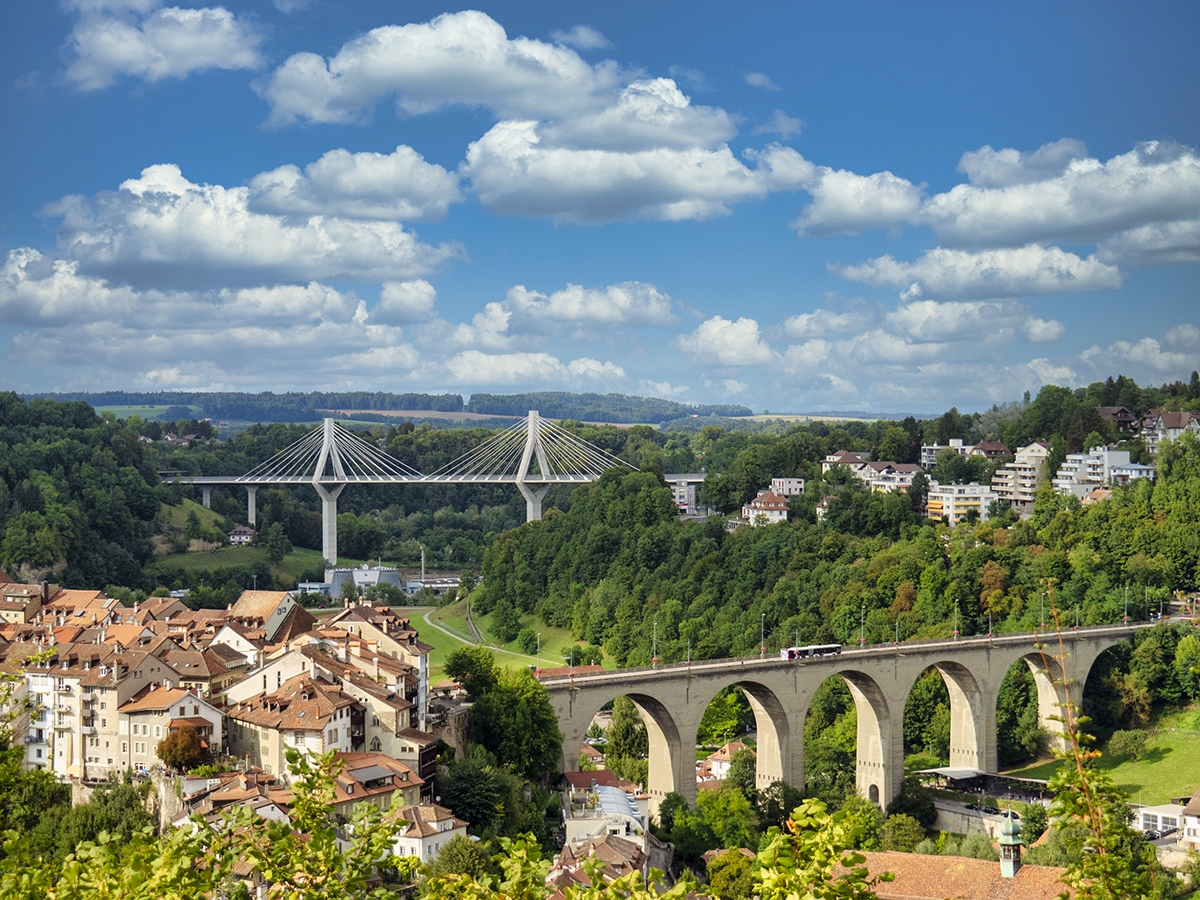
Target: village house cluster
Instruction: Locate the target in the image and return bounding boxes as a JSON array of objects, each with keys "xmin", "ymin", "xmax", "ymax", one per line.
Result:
[
  {"xmin": 742, "ymin": 406, "xmax": 1190, "ymax": 528},
  {"xmin": 0, "ymin": 576, "xmax": 477, "ymax": 869}
]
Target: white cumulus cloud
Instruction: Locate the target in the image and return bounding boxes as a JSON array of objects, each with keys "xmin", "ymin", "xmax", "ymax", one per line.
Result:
[
  {"xmin": 443, "ymin": 350, "xmax": 624, "ymax": 387},
  {"xmin": 506, "ymin": 281, "xmax": 675, "ymax": 326},
  {"xmin": 464, "ymin": 123, "xmax": 812, "ymax": 222},
  {"xmin": 833, "ymin": 244, "xmax": 1123, "ymax": 300},
  {"xmin": 780, "ymin": 308, "xmax": 872, "ymax": 338},
  {"xmin": 374, "ymin": 280, "xmax": 438, "ymax": 324},
  {"xmin": 753, "ymin": 109, "xmax": 804, "ymax": 138},
  {"xmin": 792, "ymin": 167, "xmax": 925, "ymax": 236},
  {"xmin": 64, "ymin": 2, "xmax": 263, "ymax": 91},
  {"xmin": 259, "ymin": 10, "xmax": 619, "ymax": 126},
  {"xmin": 675, "ymin": 316, "xmax": 778, "ymax": 366},
  {"xmin": 48, "ymin": 164, "xmax": 462, "ymax": 289},
  {"xmin": 923, "ymin": 141, "xmax": 1200, "ymax": 248},
  {"xmin": 249, "ymin": 145, "xmax": 462, "ymax": 221}
]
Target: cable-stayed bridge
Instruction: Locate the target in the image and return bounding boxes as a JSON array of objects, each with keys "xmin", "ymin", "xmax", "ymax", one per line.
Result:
[{"xmin": 161, "ymin": 411, "xmax": 636, "ymax": 564}]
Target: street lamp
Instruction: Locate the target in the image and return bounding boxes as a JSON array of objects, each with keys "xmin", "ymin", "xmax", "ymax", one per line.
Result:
[
  {"xmin": 761, "ymin": 613, "xmax": 766, "ymax": 659},
  {"xmin": 894, "ymin": 620, "xmax": 899, "ymax": 648},
  {"xmin": 1124, "ymin": 583, "xmax": 1129, "ymax": 624},
  {"xmin": 1040, "ymin": 592, "xmax": 1046, "ymax": 628},
  {"xmin": 537, "ymin": 632, "xmax": 541, "ymax": 671},
  {"xmin": 953, "ymin": 599, "xmax": 959, "ymax": 640},
  {"xmin": 860, "ymin": 604, "xmax": 866, "ymax": 648},
  {"xmin": 988, "ymin": 611, "xmax": 993, "ymax": 639},
  {"xmin": 1074, "ymin": 608, "xmax": 1080, "ymax": 631},
  {"xmin": 652, "ymin": 619, "xmax": 658, "ymax": 667}
]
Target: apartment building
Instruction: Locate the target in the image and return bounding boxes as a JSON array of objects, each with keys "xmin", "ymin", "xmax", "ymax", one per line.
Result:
[
  {"xmin": 926, "ymin": 481, "xmax": 999, "ymax": 525},
  {"xmin": 1052, "ymin": 447, "xmax": 1156, "ymax": 497},
  {"xmin": 990, "ymin": 442, "xmax": 1050, "ymax": 516}
]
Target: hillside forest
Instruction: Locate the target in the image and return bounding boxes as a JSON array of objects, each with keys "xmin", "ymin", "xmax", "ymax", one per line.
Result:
[{"xmin": 2, "ymin": 376, "xmax": 1200, "ymax": 895}]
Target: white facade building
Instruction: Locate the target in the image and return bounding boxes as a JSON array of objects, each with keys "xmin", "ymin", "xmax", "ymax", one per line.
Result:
[
  {"xmin": 742, "ymin": 490, "xmax": 789, "ymax": 526},
  {"xmin": 1053, "ymin": 447, "xmax": 1156, "ymax": 498},
  {"xmin": 770, "ymin": 477, "xmax": 805, "ymax": 496},
  {"xmin": 991, "ymin": 442, "xmax": 1050, "ymax": 516},
  {"xmin": 927, "ymin": 481, "xmax": 998, "ymax": 525}
]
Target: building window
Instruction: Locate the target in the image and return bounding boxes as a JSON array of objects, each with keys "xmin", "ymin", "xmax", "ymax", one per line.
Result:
[{"xmin": 100, "ymin": 702, "xmax": 106, "ymax": 710}]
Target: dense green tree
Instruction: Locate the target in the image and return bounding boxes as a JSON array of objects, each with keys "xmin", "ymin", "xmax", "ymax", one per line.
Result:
[
  {"xmin": 707, "ymin": 849, "xmax": 755, "ymax": 900},
  {"xmin": 879, "ymin": 814, "xmax": 925, "ymax": 852},
  {"xmin": 725, "ymin": 748, "xmax": 759, "ymax": 799},
  {"xmin": 261, "ymin": 521, "xmax": 292, "ymax": 563}
]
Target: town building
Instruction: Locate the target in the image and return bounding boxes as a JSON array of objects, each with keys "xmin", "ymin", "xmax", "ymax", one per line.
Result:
[
  {"xmin": 391, "ymin": 803, "xmax": 468, "ymax": 862},
  {"xmin": 991, "ymin": 442, "xmax": 1050, "ymax": 516},
  {"xmin": 1097, "ymin": 406, "xmax": 1137, "ymax": 431},
  {"xmin": 1052, "ymin": 447, "xmax": 1156, "ymax": 498},
  {"xmin": 741, "ymin": 490, "xmax": 789, "ymax": 526},
  {"xmin": 118, "ymin": 683, "xmax": 224, "ymax": 773},
  {"xmin": 227, "ymin": 673, "xmax": 363, "ymax": 778},
  {"xmin": 706, "ymin": 740, "xmax": 752, "ymax": 780},
  {"xmin": 822, "ymin": 450, "xmax": 869, "ymax": 476},
  {"xmin": 770, "ymin": 477, "xmax": 805, "ymax": 496},
  {"xmin": 927, "ymin": 481, "xmax": 999, "ymax": 525},
  {"xmin": 1142, "ymin": 409, "xmax": 1200, "ymax": 456},
  {"xmin": 228, "ymin": 525, "xmax": 255, "ymax": 546},
  {"xmin": 663, "ymin": 473, "xmax": 705, "ymax": 514}
]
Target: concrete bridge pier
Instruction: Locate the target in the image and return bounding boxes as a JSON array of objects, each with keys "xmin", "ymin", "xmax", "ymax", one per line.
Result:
[
  {"xmin": 246, "ymin": 485, "xmax": 258, "ymax": 527},
  {"xmin": 844, "ymin": 672, "xmax": 904, "ymax": 807},
  {"xmin": 313, "ymin": 482, "xmax": 345, "ymax": 566},
  {"xmin": 201, "ymin": 485, "xmax": 212, "ymax": 508},
  {"xmin": 938, "ymin": 662, "xmax": 995, "ymax": 773},
  {"xmin": 639, "ymin": 695, "xmax": 697, "ymax": 811},
  {"xmin": 516, "ymin": 482, "xmax": 550, "ymax": 522}
]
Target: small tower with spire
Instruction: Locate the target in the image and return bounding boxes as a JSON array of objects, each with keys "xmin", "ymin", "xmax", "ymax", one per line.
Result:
[{"xmin": 999, "ymin": 807, "xmax": 1024, "ymax": 878}]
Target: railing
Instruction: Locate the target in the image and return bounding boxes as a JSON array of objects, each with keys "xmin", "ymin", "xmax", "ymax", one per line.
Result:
[{"xmin": 540, "ymin": 622, "xmax": 1145, "ymax": 687}]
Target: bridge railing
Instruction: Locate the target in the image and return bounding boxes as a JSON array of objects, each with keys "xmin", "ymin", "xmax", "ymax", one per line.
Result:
[{"xmin": 538, "ymin": 621, "xmax": 1146, "ymax": 686}]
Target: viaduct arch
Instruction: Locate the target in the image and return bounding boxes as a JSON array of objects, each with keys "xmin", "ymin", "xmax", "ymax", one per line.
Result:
[{"xmin": 542, "ymin": 625, "xmax": 1139, "ymax": 812}]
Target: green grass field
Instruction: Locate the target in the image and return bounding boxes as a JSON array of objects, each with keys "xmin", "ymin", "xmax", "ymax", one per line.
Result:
[
  {"xmin": 1005, "ymin": 704, "xmax": 1200, "ymax": 805},
  {"xmin": 159, "ymin": 499, "xmax": 228, "ymax": 531},
  {"xmin": 97, "ymin": 404, "xmax": 201, "ymax": 419}
]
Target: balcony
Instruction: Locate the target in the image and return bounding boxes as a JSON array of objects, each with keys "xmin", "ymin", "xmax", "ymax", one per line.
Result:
[
  {"xmin": 53, "ymin": 721, "xmax": 71, "ymax": 730},
  {"xmin": 81, "ymin": 725, "xmax": 97, "ymax": 735},
  {"xmin": 55, "ymin": 686, "xmax": 72, "ymax": 695},
  {"xmin": 81, "ymin": 692, "xmax": 97, "ymax": 703},
  {"xmin": 24, "ymin": 735, "xmax": 39, "ymax": 744}
]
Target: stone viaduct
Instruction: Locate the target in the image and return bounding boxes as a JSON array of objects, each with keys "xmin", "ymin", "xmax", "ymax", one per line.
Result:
[{"xmin": 542, "ymin": 624, "xmax": 1141, "ymax": 812}]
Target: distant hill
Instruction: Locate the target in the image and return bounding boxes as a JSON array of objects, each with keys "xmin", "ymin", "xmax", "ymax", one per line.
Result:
[
  {"xmin": 28, "ymin": 391, "xmax": 465, "ymax": 423},
  {"xmin": 28, "ymin": 390, "xmax": 752, "ymax": 426},
  {"xmin": 464, "ymin": 392, "xmax": 752, "ymax": 423}
]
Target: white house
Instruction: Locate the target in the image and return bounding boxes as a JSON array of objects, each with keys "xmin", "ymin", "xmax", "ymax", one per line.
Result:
[
  {"xmin": 392, "ymin": 804, "xmax": 468, "ymax": 862},
  {"xmin": 706, "ymin": 740, "xmax": 753, "ymax": 780},
  {"xmin": 741, "ymin": 490, "xmax": 788, "ymax": 526}
]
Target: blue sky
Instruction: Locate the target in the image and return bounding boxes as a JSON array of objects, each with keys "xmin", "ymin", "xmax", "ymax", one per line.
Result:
[{"xmin": 1, "ymin": 0, "xmax": 1197, "ymax": 413}]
